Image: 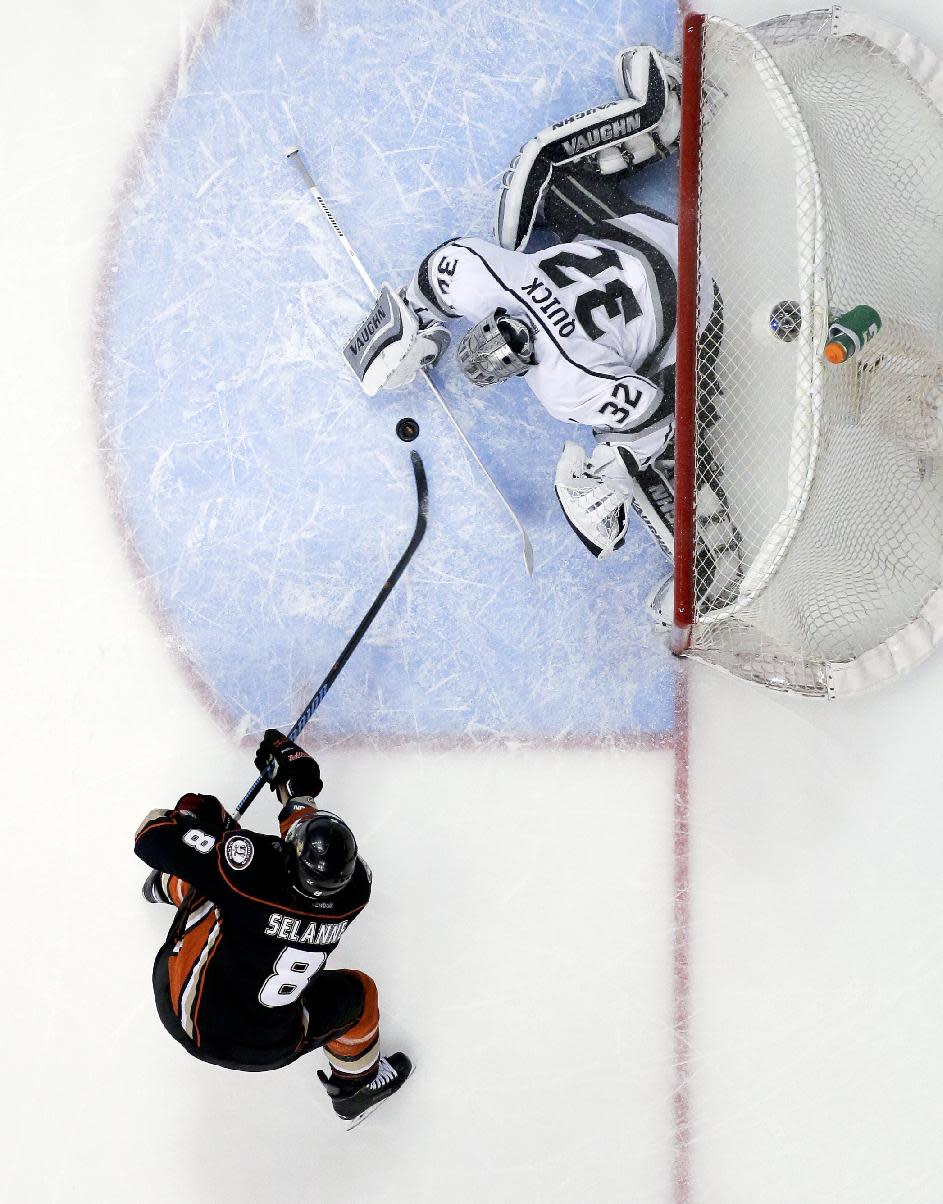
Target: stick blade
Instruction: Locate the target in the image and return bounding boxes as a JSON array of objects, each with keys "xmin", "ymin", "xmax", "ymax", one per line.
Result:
[{"xmin": 522, "ymin": 533, "xmax": 535, "ymax": 576}]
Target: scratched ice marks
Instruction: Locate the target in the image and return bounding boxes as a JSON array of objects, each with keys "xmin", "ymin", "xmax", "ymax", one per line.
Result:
[{"xmin": 98, "ymin": 0, "xmax": 679, "ymax": 745}]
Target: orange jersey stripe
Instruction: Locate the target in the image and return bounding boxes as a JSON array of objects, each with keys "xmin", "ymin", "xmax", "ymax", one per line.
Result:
[
  {"xmin": 167, "ymin": 910, "xmax": 217, "ymax": 1019},
  {"xmin": 136, "ymin": 815, "xmax": 175, "ymax": 841},
  {"xmin": 168, "ymin": 875, "xmax": 190, "ymax": 906},
  {"xmin": 325, "ymin": 971, "xmax": 379, "ymax": 1058},
  {"xmin": 279, "ymin": 803, "xmax": 318, "ymax": 839}
]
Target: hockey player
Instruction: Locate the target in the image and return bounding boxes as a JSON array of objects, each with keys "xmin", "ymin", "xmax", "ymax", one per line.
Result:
[
  {"xmin": 134, "ymin": 729, "xmax": 411, "ymax": 1125},
  {"xmin": 344, "ymin": 46, "xmax": 740, "ymax": 618}
]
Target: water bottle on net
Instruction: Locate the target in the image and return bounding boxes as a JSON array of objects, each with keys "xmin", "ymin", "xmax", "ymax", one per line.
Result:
[{"xmin": 823, "ymin": 305, "xmax": 882, "ymax": 364}]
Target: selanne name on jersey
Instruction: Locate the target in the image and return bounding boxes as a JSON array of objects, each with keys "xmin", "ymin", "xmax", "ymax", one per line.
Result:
[{"xmin": 264, "ymin": 913, "xmax": 350, "ymax": 945}]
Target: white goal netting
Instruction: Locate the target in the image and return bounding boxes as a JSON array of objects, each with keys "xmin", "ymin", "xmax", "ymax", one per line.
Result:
[{"xmin": 680, "ymin": 8, "xmax": 943, "ymax": 696}]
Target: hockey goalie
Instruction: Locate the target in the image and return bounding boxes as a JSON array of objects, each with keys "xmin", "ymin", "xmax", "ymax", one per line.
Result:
[{"xmin": 346, "ymin": 46, "xmax": 741, "ymax": 620}]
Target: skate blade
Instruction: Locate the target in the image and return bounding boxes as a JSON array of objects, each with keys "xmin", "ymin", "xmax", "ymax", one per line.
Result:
[{"xmin": 344, "ymin": 1064, "xmax": 415, "ymax": 1132}]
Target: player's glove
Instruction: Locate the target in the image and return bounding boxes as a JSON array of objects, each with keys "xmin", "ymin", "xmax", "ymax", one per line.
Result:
[
  {"xmin": 173, "ymin": 792, "xmax": 236, "ymax": 831},
  {"xmin": 254, "ymin": 729, "xmax": 323, "ymax": 799}
]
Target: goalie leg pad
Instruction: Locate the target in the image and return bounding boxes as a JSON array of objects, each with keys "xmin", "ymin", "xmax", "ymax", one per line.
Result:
[
  {"xmin": 541, "ymin": 171, "xmax": 629, "ymax": 242},
  {"xmin": 344, "ymin": 285, "xmax": 450, "ymax": 396},
  {"xmin": 494, "ymin": 45, "xmax": 678, "ymax": 250},
  {"xmin": 612, "ymin": 46, "xmax": 682, "ymax": 163},
  {"xmin": 554, "ymin": 442, "xmax": 634, "ymax": 559},
  {"xmin": 629, "ymin": 458, "xmax": 675, "ymax": 560},
  {"xmin": 633, "ymin": 446, "xmax": 743, "ymax": 609}
]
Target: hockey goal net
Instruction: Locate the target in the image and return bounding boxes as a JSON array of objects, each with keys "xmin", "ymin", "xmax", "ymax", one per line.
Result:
[{"xmin": 674, "ymin": 7, "xmax": 943, "ymax": 696}]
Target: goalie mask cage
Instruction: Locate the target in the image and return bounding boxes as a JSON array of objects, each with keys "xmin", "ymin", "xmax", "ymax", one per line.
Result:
[{"xmin": 673, "ymin": 7, "xmax": 943, "ymax": 697}]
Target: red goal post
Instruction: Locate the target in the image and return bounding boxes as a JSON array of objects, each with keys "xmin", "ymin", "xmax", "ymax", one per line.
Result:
[
  {"xmin": 673, "ymin": 7, "xmax": 943, "ymax": 697},
  {"xmin": 671, "ymin": 10, "xmax": 704, "ymax": 656}
]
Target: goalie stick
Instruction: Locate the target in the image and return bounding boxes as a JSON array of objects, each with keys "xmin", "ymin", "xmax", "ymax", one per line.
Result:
[
  {"xmin": 286, "ymin": 146, "xmax": 535, "ymax": 576},
  {"xmin": 235, "ymin": 450, "xmax": 428, "ymax": 816}
]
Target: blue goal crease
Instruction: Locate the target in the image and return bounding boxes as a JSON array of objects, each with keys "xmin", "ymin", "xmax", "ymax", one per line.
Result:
[{"xmin": 99, "ymin": 0, "xmax": 680, "ymax": 745}]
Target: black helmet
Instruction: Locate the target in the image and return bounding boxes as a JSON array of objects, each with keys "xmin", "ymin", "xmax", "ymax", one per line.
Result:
[{"xmin": 288, "ymin": 812, "xmax": 357, "ymax": 896}]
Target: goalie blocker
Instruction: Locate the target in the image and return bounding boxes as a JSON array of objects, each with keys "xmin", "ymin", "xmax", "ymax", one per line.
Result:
[{"xmin": 344, "ymin": 285, "xmax": 450, "ymax": 395}]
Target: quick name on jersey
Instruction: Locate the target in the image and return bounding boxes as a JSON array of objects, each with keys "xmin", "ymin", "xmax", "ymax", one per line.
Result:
[{"xmin": 520, "ymin": 278, "xmax": 576, "ymax": 336}]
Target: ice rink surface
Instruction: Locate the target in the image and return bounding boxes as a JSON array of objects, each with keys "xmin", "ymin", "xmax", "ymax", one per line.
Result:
[
  {"xmin": 96, "ymin": 0, "xmax": 677, "ymax": 742},
  {"xmin": 3, "ymin": 1, "xmax": 943, "ymax": 1201}
]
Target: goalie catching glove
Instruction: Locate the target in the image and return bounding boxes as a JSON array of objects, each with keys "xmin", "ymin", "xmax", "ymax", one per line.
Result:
[
  {"xmin": 344, "ymin": 285, "xmax": 450, "ymax": 395},
  {"xmin": 554, "ymin": 441, "xmax": 637, "ymax": 559}
]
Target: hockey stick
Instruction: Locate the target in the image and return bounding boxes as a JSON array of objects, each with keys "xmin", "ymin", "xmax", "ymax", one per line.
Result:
[
  {"xmin": 285, "ymin": 146, "xmax": 535, "ymax": 576},
  {"xmin": 235, "ymin": 451, "xmax": 428, "ymax": 816}
]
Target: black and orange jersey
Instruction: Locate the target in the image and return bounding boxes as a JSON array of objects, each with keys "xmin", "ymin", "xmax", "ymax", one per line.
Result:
[{"xmin": 134, "ymin": 794, "xmax": 371, "ymax": 1067}]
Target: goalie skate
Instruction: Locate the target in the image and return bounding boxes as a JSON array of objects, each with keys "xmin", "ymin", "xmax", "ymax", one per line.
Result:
[
  {"xmin": 648, "ymin": 573, "xmax": 674, "ymax": 628},
  {"xmin": 141, "ymin": 868, "xmax": 172, "ymax": 905}
]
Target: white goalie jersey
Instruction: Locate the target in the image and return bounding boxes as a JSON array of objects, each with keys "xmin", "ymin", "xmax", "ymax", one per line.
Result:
[{"xmin": 406, "ymin": 210, "xmax": 715, "ymax": 469}]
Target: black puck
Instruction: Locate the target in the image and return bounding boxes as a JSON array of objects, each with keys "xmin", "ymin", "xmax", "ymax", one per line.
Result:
[{"xmin": 396, "ymin": 417, "xmax": 420, "ymax": 442}]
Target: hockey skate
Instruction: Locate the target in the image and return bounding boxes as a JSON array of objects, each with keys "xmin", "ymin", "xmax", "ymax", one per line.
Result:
[
  {"xmin": 141, "ymin": 868, "xmax": 172, "ymax": 904},
  {"xmin": 648, "ymin": 573, "xmax": 674, "ymax": 629},
  {"xmin": 318, "ymin": 1053, "xmax": 413, "ymax": 1129}
]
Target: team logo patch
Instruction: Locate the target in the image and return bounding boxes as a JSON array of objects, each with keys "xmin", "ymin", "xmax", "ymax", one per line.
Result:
[{"xmin": 224, "ymin": 835, "xmax": 254, "ymax": 870}]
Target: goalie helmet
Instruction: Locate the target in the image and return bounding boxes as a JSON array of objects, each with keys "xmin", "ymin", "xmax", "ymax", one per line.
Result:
[
  {"xmin": 456, "ymin": 309, "xmax": 535, "ymax": 387},
  {"xmin": 288, "ymin": 811, "xmax": 358, "ymax": 896}
]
